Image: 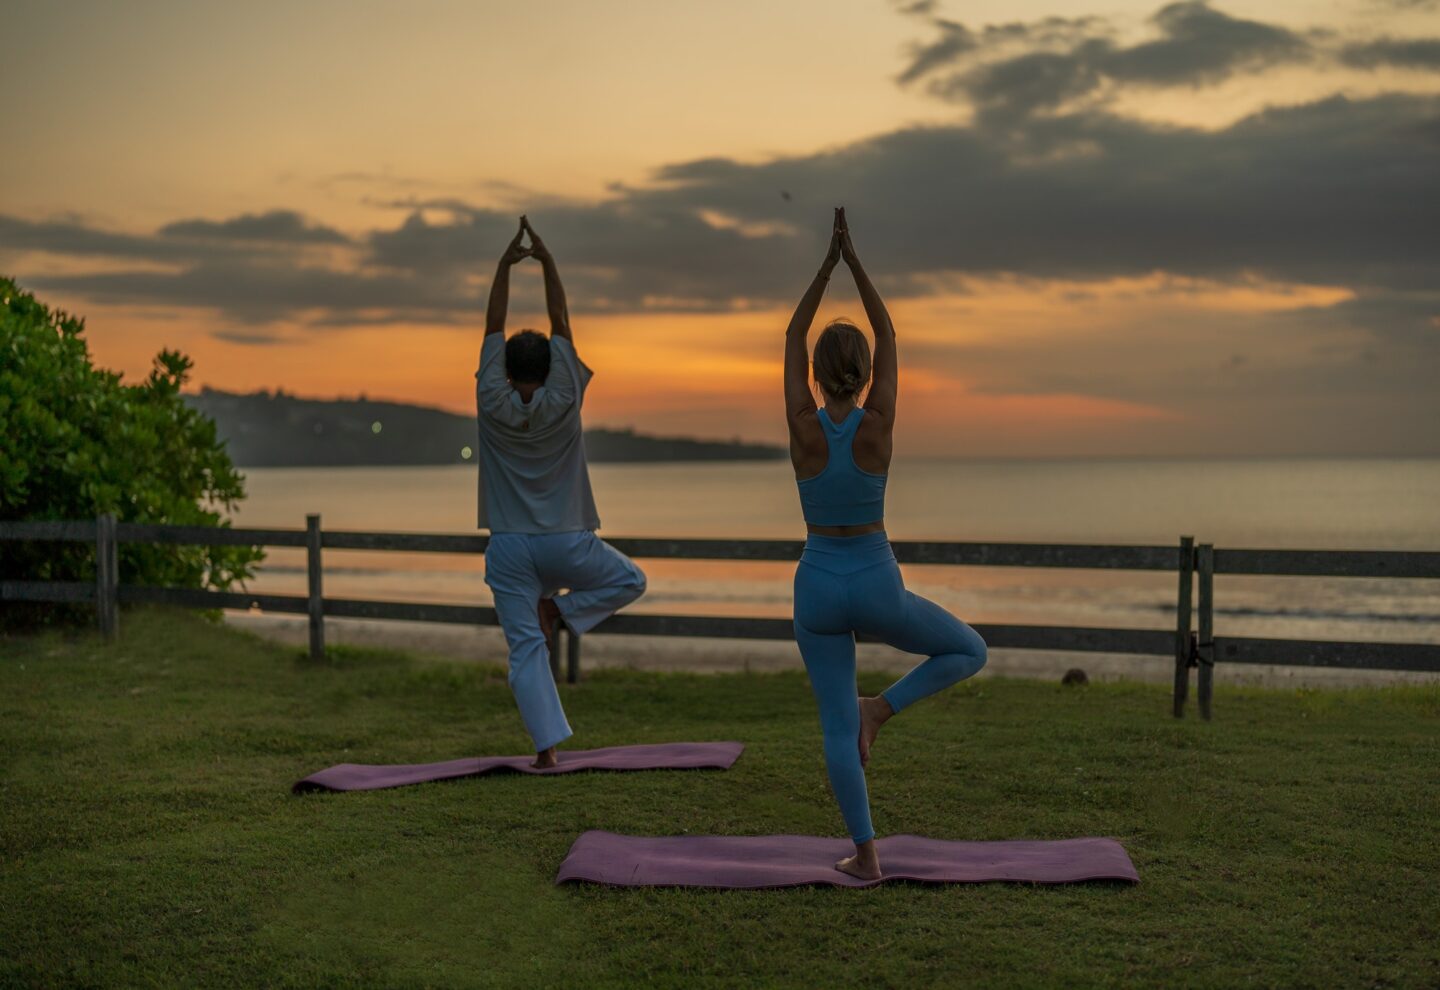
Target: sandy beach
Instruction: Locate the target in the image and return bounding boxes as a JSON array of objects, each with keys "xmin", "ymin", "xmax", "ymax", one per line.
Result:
[{"xmin": 225, "ymin": 611, "xmax": 1439, "ymax": 690}]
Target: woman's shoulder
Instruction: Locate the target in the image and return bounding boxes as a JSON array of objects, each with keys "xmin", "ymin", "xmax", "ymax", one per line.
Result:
[{"xmin": 857, "ymin": 407, "xmax": 891, "ymax": 434}]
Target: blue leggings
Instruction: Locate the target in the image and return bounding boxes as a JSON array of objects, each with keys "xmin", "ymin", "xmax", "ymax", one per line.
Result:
[{"xmin": 793, "ymin": 532, "xmax": 988, "ymax": 844}]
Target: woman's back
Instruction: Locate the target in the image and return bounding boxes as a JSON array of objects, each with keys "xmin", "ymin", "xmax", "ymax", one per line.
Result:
[{"xmin": 796, "ymin": 407, "xmax": 888, "ymax": 528}]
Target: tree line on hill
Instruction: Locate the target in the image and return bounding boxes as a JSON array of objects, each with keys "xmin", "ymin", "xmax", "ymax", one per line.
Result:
[{"xmin": 184, "ymin": 388, "xmax": 785, "ymax": 467}]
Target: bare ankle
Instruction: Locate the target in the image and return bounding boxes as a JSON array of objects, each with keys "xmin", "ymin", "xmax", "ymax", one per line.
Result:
[
  {"xmin": 865, "ymin": 696, "xmax": 894, "ymax": 723},
  {"xmin": 836, "ymin": 839, "xmax": 883, "ymax": 880}
]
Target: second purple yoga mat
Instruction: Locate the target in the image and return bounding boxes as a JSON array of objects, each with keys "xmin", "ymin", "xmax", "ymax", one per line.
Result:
[
  {"xmin": 294, "ymin": 741, "xmax": 744, "ymax": 793},
  {"xmin": 555, "ymin": 830, "xmax": 1139, "ymax": 888}
]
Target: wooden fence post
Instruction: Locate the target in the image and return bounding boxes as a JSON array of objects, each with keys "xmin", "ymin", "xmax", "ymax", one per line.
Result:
[
  {"xmin": 306, "ymin": 514, "xmax": 325, "ymax": 661},
  {"xmin": 1173, "ymin": 535, "xmax": 1194, "ymax": 718},
  {"xmin": 1197, "ymin": 543, "xmax": 1215, "ymax": 721},
  {"xmin": 566, "ymin": 629, "xmax": 581, "ymax": 684},
  {"xmin": 95, "ymin": 512, "xmax": 119, "ymax": 640}
]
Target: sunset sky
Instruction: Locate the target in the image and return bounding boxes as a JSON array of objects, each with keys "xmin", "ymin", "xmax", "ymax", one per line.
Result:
[{"xmin": 5, "ymin": 0, "xmax": 1439, "ymax": 456}]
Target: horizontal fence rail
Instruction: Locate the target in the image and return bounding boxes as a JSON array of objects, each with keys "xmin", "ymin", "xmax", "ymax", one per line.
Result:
[
  {"xmin": 1, "ymin": 580, "xmax": 97, "ymax": 603},
  {"xmin": 118, "ymin": 523, "xmax": 310, "ymax": 548},
  {"xmin": 3, "ymin": 517, "xmax": 1438, "ymax": 721},
  {"xmin": 1214, "ymin": 548, "xmax": 1440, "ymax": 579},
  {"xmin": 1213, "ymin": 636, "xmax": 1440, "ymax": 672},
  {"xmin": 0, "ymin": 520, "xmax": 100, "ymax": 541},
  {"xmin": 79, "ymin": 526, "xmax": 1188, "ymax": 570}
]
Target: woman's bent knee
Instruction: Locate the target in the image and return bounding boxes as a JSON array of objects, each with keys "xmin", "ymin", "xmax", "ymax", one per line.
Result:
[
  {"xmin": 951, "ymin": 629, "xmax": 987, "ymax": 671},
  {"xmin": 936, "ymin": 638, "xmax": 986, "ymax": 681}
]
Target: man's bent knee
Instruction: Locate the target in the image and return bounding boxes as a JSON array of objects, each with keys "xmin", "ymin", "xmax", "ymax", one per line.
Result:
[{"xmin": 621, "ymin": 565, "xmax": 647, "ymax": 603}]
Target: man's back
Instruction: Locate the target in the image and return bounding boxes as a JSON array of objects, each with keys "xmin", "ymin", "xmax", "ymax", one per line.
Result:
[
  {"xmin": 475, "ymin": 216, "xmax": 647, "ymax": 766},
  {"xmin": 475, "ymin": 333, "xmax": 599, "ymax": 534}
]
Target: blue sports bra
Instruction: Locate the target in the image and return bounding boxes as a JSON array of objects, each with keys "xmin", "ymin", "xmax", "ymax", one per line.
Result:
[{"xmin": 796, "ymin": 408, "xmax": 887, "ymax": 527}]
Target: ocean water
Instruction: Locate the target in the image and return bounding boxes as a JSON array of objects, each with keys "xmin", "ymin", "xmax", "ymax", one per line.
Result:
[{"xmin": 229, "ymin": 458, "xmax": 1440, "ymax": 647}]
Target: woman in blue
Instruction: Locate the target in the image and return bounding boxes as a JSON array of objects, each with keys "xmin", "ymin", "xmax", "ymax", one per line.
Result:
[{"xmin": 785, "ymin": 207, "xmax": 988, "ymax": 880}]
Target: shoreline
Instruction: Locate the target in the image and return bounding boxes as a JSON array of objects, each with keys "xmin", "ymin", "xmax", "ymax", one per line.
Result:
[{"xmin": 224, "ymin": 612, "xmax": 1439, "ymax": 690}]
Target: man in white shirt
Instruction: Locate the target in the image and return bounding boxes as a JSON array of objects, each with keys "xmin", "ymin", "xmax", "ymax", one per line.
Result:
[{"xmin": 476, "ymin": 217, "xmax": 647, "ymax": 768}]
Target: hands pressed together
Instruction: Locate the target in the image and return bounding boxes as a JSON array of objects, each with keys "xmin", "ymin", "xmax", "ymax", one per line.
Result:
[
  {"xmin": 500, "ymin": 215, "xmax": 555, "ymax": 268},
  {"xmin": 487, "ymin": 215, "xmax": 568, "ymax": 338},
  {"xmin": 820, "ymin": 206, "xmax": 861, "ymax": 279}
]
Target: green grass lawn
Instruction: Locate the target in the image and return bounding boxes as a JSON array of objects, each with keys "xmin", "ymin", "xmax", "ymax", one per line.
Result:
[{"xmin": 2, "ymin": 608, "xmax": 1437, "ymax": 989}]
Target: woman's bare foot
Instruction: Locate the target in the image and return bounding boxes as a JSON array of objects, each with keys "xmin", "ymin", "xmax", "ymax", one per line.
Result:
[
  {"xmin": 835, "ymin": 840, "xmax": 882, "ymax": 880},
  {"xmin": 537, "ymin": 598, "xmax": 561, "ymax": 651},
  {"xmin": 531, "ymin": 746, "xmax": 559, "ymax": 770},
  {"xmin": 858, "ymin": 696, "xmax": 894, "ymax": 767}
]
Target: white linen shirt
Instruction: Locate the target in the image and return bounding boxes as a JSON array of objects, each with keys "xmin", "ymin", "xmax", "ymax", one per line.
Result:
[{"xmin": 475, "ymin": 334, "xmax": 600, "ymax": 534}]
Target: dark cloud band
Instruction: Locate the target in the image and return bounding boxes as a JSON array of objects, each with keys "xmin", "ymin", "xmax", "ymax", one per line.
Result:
[{"xmin": 158, "ymin": 210, "xmax": 350, "ymax": 245}]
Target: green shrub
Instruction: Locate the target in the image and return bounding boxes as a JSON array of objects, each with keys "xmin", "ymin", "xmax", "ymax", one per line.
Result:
[{"xmin": 0, "ymin": 276, "xmax": 262, "ymax": 626}]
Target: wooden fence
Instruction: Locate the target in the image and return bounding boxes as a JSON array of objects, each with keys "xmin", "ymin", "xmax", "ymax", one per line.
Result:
[{"xmin": 3, "ymin": 516, "xmax": 1438, "ymax": 720}]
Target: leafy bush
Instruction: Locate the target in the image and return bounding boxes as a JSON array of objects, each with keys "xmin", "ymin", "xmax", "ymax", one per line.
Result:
[{"xmin": 0, "ymin": 276, "xmax": 262, "ymax": 626}]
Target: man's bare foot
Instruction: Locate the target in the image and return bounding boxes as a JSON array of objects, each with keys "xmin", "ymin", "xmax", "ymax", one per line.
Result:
[
  {"xmin": 531, "ymin": 746, "xmax": 558, "ymax": 770},
  {"xmin": 538, "ymin": 598, "xmax": 561, "ymax": 652},
  {"xmin": 835, "ymin": 840, "xmax": 882, "ymax": 880},
  {"xmin": 858, "ymin": 696, "xmax": 894, "ymax": 767}
]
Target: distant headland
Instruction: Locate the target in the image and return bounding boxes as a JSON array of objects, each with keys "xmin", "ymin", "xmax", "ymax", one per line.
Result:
[{"xmin": 184, "ymin": 388, "xmax": 785, "ymax": 467}]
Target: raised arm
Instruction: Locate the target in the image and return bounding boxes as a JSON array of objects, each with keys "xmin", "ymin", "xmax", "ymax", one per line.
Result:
[
  {"xmin": 785, "ymin": 209, "xmax": 843, "ymax": 430},
  {"xmin": 485, "ymin": 219, "xmax": 531, "ymax": 337},
  {"xmin": 521, "ymin": 217, "xmax": 572, "ymax": 343},
  {"xmin": 839, "ymin": 209, "xmax": 897, "ymax": 422}
]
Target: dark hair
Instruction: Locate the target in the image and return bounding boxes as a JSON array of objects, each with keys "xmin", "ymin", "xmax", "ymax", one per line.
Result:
[
  {"xmin": 812, "ymin": 319, "xmax": 871, "ymax": 400},
  {"xmin": 505, "ymin": 330, "xmax": 551, "ymax": 384}
]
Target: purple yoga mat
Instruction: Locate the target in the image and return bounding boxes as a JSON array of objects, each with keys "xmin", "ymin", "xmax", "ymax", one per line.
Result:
[
  {"xmin": 293, "ymin": 741, "xmax": 743, "ymax": 794},
  {"xmin": 555, "ymin": 830, "xmax": 1139, "ymax": 889}
]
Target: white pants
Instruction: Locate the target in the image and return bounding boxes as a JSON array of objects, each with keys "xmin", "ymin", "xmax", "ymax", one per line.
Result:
[{"xmin": 484, "ymin": 531, "xmax": 647, "ymax": 751}]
